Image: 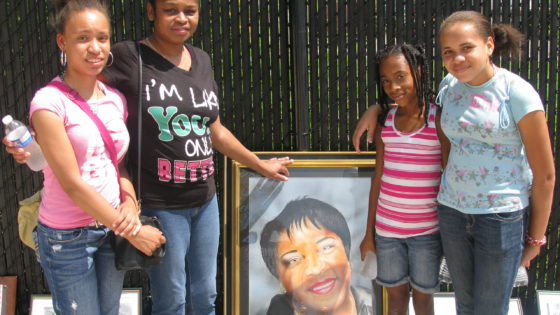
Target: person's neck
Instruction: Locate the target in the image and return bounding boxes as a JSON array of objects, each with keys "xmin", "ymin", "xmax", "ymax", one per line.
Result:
[
  {"xmin": 148, "ymin": 35, "xmax": 185, "ymax": 57},
  {"xmin": 61, "ymin": 71, "xmax": 99, "ymax": 100},
  {"xmin": 469, "ymin": 62, "xmax": 496, "ymax": 86},
  {"xmin": 396, "ymin": 101, "xmax": 423, "ymax": 118}
]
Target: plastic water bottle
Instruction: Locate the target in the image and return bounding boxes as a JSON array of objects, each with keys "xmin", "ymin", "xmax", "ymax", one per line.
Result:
[
  {"xmin": 3, "ymin": 115, "xmax": 47, "ymax": 171},
  {"xmin": 360, "ymin": 252, "xmax": 377, "ymax": 280}
]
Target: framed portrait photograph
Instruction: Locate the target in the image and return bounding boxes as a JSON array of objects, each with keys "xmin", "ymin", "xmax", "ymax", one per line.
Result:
[
  {"xmin": 30, "ymin": 289, "xmax": 142, "ymax": 315},
  {"xmin": 537, "ymin": 290, "xmax": 560, "ymax": 315},
  {"xmin": 224, "ymin": 152, "xmax": 377, "ymax": 315},
  {"xmin": 0, "ymin": 276, "xmax": 16, "ymax": 315}
]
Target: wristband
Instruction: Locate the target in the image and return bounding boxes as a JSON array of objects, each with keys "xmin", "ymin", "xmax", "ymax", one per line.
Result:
[{"xmin": 526, "ymin": 234, "xmax": 547, "ymax": 247}]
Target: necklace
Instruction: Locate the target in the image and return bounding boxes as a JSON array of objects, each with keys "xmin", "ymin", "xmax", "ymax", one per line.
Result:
[
  {"xmin": 145, "ymin": 37, "xmax": 189, "ymax": 69},
  {"xmin": 61, "ymin": 74, "xmax": 103, "ymax": 114},
  {"xmin": 89, "ymin": 86, "xmax": 103, "ymax": 114}
]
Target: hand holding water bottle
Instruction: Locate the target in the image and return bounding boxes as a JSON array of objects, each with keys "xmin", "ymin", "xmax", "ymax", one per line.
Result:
[{"xmin": 3, "ymin": 115, "xmax": 47, "ymax": 171}]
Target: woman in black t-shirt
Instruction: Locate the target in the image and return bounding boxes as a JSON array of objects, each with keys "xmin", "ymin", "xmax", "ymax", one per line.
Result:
[{"xmin": 102, "ymin": 1, "xmax": 293, "ymax": 314}]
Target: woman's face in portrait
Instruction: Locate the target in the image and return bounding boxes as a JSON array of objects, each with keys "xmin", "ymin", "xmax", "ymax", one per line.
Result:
[{"xmin": 275, "ymin": 218, "xmax": 352, "ymax": 312}]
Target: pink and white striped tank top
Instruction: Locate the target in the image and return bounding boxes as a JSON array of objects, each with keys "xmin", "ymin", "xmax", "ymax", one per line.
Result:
[{"xmin": 375, "ymin": 103, "xmax": 441, "ymax": 238}]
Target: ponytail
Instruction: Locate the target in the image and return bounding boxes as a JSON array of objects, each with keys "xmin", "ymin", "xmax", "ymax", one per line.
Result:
[{"xmin": 492, "ymin": 23, "xmax": 525, "ymax": 59}]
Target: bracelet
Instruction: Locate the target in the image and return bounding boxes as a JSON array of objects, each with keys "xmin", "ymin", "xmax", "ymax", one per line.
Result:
[{"xmin": 526, "ymin": 234, "xmax": 547, "ymax": 247}]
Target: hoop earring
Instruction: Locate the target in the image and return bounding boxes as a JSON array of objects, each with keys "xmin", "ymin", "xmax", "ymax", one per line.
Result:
[
  {"xmin": 106, "ymin": 51, "xmax": 114, "ymax": 67},
  {"xmin": 59, "ymin": 51, "xmax": 67, "ymax": 67}
]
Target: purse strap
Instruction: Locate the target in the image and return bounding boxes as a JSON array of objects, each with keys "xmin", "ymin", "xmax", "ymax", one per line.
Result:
[
  {"xmin": 47, "ymin": 79, "xmax": 124, "ymax": 202},
  {"xmin": 134, "ymin": 41, "xmax": 143, "ymax": 203}
]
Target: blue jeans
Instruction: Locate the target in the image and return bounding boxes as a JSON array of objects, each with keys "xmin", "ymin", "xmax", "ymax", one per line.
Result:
[
  {"xmin": 36, "ymin": 221, "xmax": 125, "ymax": 315},
  {"xmin": 143, "ymin": 195, "xmax": 219, "ymax": 315},
  {"xmin": 375, "ymin": 233, "xmax": 442, "ymax": 293},
  {"xmin": 437, "ymin": 204, "xmax": 526, "ymax": 315}
]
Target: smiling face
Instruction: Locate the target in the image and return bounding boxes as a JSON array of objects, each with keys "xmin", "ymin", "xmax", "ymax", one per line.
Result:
[
  {"xmin": 379, "ymin": 54, "xmax": 418, "ymax": 108},
  {"xmin": 440, "ymin": 21, "xmax": 495, "ymax": 86},
  {"xmin": 56, "ymin": 9, "xmax": 110, "ymax": 78},
  {"xmin": 275, "ymin": 219, "xmax": 352, "ymax": 313},
  {"xmin": 148, "ymin": 0, "xmax": 200, "ymax": 45}
]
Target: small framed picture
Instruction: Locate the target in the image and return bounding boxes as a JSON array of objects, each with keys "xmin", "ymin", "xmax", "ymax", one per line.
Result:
[
  {"xmin": 29, "ymin": 295, "xmax": 55, "ymax": 315},
  {"xmin": 537, "ymin": 290, "xmax": 560, "ymax": 315},
  {"xmin": 30, "ymin": 289, "xmax": 142, "ymax": 315},
  {"xmin": 119, "ymin": 289, "xmax": 142, "ymax": 315},
  {"xmin": 407, "ymin": 293, "xmax": 523, "ymax": 315},
  {"xmin": 0, "ymin": 276, "xmax": 16, "ymax": 315}
]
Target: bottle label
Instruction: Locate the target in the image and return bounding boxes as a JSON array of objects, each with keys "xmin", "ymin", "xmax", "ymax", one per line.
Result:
[{"xmin": 14, "ymin": 130, "xmax": 33, "ymax": 148}]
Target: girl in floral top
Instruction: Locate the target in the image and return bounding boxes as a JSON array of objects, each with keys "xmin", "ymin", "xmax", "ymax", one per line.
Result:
[{"xmin": 353, "ymin": 11, "xmax": 555, "ymax": 315}]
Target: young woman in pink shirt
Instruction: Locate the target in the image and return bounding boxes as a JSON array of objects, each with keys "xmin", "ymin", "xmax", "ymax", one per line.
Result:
[{"xmin": 18, "ymin": 1, "xmax": 165, "ymax": 314}]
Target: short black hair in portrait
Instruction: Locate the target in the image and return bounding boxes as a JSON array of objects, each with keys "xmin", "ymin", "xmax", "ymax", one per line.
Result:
[{"xmin": 260, "ymin": 197, "xmax": 351, "ymax": 279}]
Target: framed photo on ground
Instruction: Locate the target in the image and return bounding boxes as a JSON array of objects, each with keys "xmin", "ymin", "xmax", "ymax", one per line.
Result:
[
  {"xmin": 119, "ymin": 289, "xmax": 142, "ymax": 315},
  {"xmin": 537, "ymin": 290, "xmax": 560, "ymax": 315},
  {"xmin": 30, "ymin": 289, "xmax": 141, "ymax": 315},
  {"xmin": 223, "ymin": 152, "xmax": 377, "ymax": 315},
  {"xmin": 0, "ymin": 276, "xmax": 16, "ymax": 315},
  {"xmin": 407, "ymin": 293, "xmax": 523, "ymax": 315},
  {"xmin": 29, "ymin": 295, "xmax": 55, "ymax": 315}
]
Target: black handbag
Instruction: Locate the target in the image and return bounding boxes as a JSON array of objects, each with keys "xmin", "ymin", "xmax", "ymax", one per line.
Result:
[{"xmin": 110, "ymin": 215, "xmax": 166, "ymax": 270}]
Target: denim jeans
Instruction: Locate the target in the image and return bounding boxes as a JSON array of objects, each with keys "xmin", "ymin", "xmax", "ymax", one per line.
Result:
[
  {"xmin": 375, "ymin": 233, "xmax": 442, "ymax": 293},
  {"xmin": 437, "ymin": 204, "xmax": 526, "ymax": 315},
  {"xmin": 143, "ymin": 194, "xmax": 219, "ymax": 315},
  {"xmin": 36, "ymin": 221, "xmax": 125, "ymax": 315}
]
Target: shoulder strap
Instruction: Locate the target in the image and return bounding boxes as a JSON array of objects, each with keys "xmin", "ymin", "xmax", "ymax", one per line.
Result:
[
  {"xmin": 47, "ymin": 79, "xmax": 123, "ymax": 202},
  {"xmin": 134, "ymin": 41, "xmax": 143, "ymax": 202}
]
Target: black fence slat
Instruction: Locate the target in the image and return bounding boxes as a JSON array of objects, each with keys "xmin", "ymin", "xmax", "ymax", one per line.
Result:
[
  {"xmin": 346, "ymin": 2, "xmax": 359, "ymax": 147},
  {"xmin": 317, "ymin": 1, "xmax": 329, "ymax": 149},
  {"xmin": 338, "ymin": 1, "xmax": 348, "ymax": 150}
]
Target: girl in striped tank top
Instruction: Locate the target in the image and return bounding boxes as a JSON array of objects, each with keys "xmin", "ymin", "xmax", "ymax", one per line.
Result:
[{"xmin": 359, "ymin": 44, "xmax": 448, "ymax": 315}]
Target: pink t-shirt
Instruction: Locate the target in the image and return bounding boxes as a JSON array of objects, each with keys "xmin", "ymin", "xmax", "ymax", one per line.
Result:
[
  {"xmin": 30, "ymin": 77, "xmax": 129, "ymax": 229},
  {"xmin": 375, "ymin": 103, "xmax": 441, "ymax": 238}
]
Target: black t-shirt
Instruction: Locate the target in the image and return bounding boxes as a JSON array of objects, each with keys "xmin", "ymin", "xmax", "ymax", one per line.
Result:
[{"xmin": 103, "ymin": 40, "xmax": 219, "ymax": 209}]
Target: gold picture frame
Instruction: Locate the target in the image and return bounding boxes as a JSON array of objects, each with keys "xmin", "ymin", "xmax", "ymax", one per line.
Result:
[{"xmin": 223, "ymin": 152, "xmax": 377, "ymax": 315}]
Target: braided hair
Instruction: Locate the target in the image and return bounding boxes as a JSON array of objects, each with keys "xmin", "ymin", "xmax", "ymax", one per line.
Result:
[{"xmin": 376, "ymin": 43, "xmax": 435, "ymax": 127}]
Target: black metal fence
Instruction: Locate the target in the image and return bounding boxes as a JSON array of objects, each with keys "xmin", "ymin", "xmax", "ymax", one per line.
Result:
[{"xmin": 0, "ymin": 0, "xmax": 558, "ymax": 314}]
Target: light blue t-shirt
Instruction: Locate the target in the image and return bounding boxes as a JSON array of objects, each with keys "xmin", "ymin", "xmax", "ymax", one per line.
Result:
[{"xmin": 437, "ymin": 69, "xmax": 544, "ymax": 214}]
